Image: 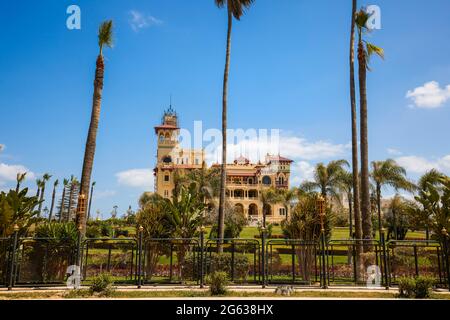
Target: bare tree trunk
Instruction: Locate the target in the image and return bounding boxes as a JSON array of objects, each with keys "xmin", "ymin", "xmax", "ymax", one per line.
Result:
[
  {"xmin": 58, "ymin": 187, "xmax": 66, "ymax": 222},
  {"xmin": 49, "ymin": 184, "xmax": 57, "ymax": 221},
  {"xmin": 77, "ymin": 54, "xmax": 105, "ymax": 235},
  {"xmin": 218, "ymin": 9, "xmax": 233, "ymax": 253},
  {"xmin": 358, "ymin": 34, "xmax": 374, "ymax": 250},
  {"xmin": 38, "ymin": 183, "xmax": 46, "ymax": 216}
]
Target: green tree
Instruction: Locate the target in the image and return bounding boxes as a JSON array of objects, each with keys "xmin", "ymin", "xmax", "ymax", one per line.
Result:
[
  {"xmin": 385, "ymin": 195, "xmax": 411, "ymax": 241},
  {"xmin": 37, "ymin": 173, "xmax": 52, "ymax": 216},
  {"xmin": 355, "ymin": 8, "xmax": 384, "ymax": 243},
  {"xmin": 259, "ymin": 188, "xmax": 281, "ymax": 228},
  {"xmin": 370, "ymin": 159, "xmax": 414, "ymax": 238},
  {"xmin": 0, "ymin": 188, "xmax": 40, "ymax": 237},
  {"xmin": 87, "ymin": 181, "xmax": 96, "ymax": 221},
  {"xmin": 300, "ymin": 160, "xmax": 349, "ymax": 201},
  {"xmin": 58, "ymin": 178, "xmax": 69, "ymax": 222},
  {"xmin": 215, "ymin": 0, "xmax": 255, "ymax": 253},
  {"xmin": 78, "ymin": 20, "xmax": 114, "ymax": 235},
  {"xmin": 15, "ymin": 172, "xmax": 27, "ymax": 193}
]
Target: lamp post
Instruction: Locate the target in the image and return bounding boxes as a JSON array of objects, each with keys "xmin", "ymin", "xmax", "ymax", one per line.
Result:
[
  {"xmin": 8, "ymin": 224, "xmax": 19, "ymax": 291},
  {"xmin": 137, "ymin": 225, "xmax": 144, "ymax": 288},
  {"xmin": 317, "ymin": 195, "xmax": 327, "ymax": 289},
  {"xmin": 442, "ymin": 228, "xmax": 450, "ymax": 292},
  {"xmin": 261, "ymin": 226, "xmax": 267, "ymax": 288}
]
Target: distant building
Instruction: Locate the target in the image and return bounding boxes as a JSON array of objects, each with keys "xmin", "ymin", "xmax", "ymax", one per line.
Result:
[{"xmin": 153, "ymin": 107, "xmax": 293, "ymax": 223}]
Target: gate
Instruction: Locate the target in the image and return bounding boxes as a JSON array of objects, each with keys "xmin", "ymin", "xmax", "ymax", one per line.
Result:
[
  {"xmin": 387, "ymin": 240, "xmax": 445, "ymax": 285},
  {"xmin": 266, "ymin": 239, "xmax": 321, "ymax": 285},
  {"xmin": 81, "ymin": 238, "xmax": 138, "ymax": 285},
  {"xmin": 142, "ymin": 238, "xmax": 200, "ymax": 284},
  {"xmin": 205, "ymin": 239, "xmax": 260, "ymax": 284},
  {"xmin": 326, "ymin": 239, "xmax": 385, "ymax": 286}
]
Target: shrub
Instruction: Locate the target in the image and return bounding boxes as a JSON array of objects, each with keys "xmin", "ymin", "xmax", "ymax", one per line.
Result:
[
  {"xmin": 89, "ymin": 273, "xmax": 115, "ymax": 296},
  {"xmin": 207, "ymin": 271, "xmax": 228, "ymax": 296},
  {"xmin": 398, "ymin": 276, "xmax": 434, "ymax": 299},
  {"xmin": 398, "ymin": 277, "xmax": 416, "ymax": 298},
  {"xmin": 414, "ymin": 276, "xmax": 434, "ymax": 299}
]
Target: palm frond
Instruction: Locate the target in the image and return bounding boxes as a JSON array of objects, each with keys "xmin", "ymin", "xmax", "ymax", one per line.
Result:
[{"xmin": 98, "ymin": 20, "xmax": 114, "ymax": 52}]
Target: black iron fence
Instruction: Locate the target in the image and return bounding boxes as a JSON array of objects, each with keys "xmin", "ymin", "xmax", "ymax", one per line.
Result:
[{"xmin": 2, "ymin": 230, "xmax": 450, "ymax": 290}]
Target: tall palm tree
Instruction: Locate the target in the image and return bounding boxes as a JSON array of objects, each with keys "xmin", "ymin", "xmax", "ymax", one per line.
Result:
[
  {"xmin": 300, "ymin": 160, "xmax": 349, "ymax": 201},
  {"xmin": 355, "ymin": 9, "xmax": 384, "ymax": 242},
  {"xmin": 87, "ymin": 181, "xmax": 96, "ymax": 221},
  {"xmin": 349, "ymin": 0, "xmax": 362, "ymax": 243},
  {"xmin": 339, "ymin": 171, "xmax": 355, "ymax": 238},
  {"xmin": 38, "ymin": 173, "xmax": 52, "ymax": 216},
  {"xmin": 276, "ymin": 188, "xmax": 296, "ymax": 221},
  {"xmin": 48, "ymin": 179, "xmax": 59, "ymax": 221},
  {"xmin": 58, "ymin": 178, "xmax": 69, "ymax": 222},
  {"xmin": 16, "ymin": 172, "xmax": 27, "ymax": 193},
  {"xmin": 77, "ymin": 20, "xmax": 114, "ymax": 234},
  {"xmin": 259, "ymin": 188, "xmax": 280, "ymax": 228},
  {"xmin": 35, "ymin": 179, "xmax": 42, "ymax": 199},
  {"xmin": 370, "ymin": 159, "xmax": 414, "ymax": 238},
  {"xmin": 68, "ymin": 176, "xmax": 78, "ymax": 222},
  {"xmin": 215, "ymin": 0, "xmax": 255, "ymax": 252}
]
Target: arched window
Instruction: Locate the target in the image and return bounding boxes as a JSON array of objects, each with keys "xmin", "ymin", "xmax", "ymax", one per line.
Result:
[
  {"xmin": 162, "ymin": 156, "xmax": 172, "ymax": 164},
  {"xmin": 262, "ymin": 176, "xmax": 272, "ymax": 185}
]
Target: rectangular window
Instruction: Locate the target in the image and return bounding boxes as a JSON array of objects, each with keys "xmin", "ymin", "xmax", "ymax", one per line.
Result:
[
  {"xmin": 164, "ymin": 175, "xmax": 170, "ymax": 182},
  {"xmin": 279, "ymin": 208, "xmax": 286, "ymax": 216}
]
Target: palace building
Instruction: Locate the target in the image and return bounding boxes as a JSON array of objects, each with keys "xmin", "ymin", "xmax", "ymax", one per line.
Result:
[{"xmin": 153, "ymin": 107, "xmax": 293, "ymax": 223}]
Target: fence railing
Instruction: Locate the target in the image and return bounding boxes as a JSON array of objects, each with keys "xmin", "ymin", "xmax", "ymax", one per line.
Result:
[{"xmin": 2, "ymin": 231, "xmax": 450, "ymax": 290}]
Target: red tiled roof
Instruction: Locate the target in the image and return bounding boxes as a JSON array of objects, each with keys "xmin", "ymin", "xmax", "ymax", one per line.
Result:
[{"xmin": 267, "ymin": 155, "xmax": 293, "ymax": 163}]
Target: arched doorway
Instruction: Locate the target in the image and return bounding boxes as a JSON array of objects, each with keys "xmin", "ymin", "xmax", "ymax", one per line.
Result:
[{"xmin": 248, "ymin": 203, "xmax": 258, "ymax": 216}]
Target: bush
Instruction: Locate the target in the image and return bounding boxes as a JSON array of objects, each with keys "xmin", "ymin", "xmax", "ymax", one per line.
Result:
[
  {"xmin": 89, "ymin": 273, "xmax": 115, "ymax": 296},
  {"xmin": 207, "ymin": 271, "xmax": 228, "ymax": 296},
  {"xmin": 398, "ymin": 277, "xmax": 416, "ymax": 298},
  {"xmin": 414, "ymin": 276, "xmax": 434, "ymax": 299},
  {"xmin": 398, "ymin": 276, "xmax": 434, "ymax": 299}
]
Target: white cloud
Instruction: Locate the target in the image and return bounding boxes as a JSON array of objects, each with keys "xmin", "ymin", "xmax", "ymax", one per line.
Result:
[
  {"xmin": 396, "ymin": 155, "xmax": 450, "ymax": 174},
  {"xmin": 128, "ymin": 10, "xmax": 162, "ymax": 32},
  {"xmin": 0, "ymin": 163, "xmax": 35, "ymax": 186},
  {"xmin": 116, "ymin": 168, "xmax": 154, "ymax": 189},
  {"xmin": 291, "ymin": 161, "xmax": 315, "ymax": 186},
  {"xmin": 93, "ymin": 190, "xmax": 117, "ymax": 200},
  {"xmin": 206, "ymin": 132, "xmax": 349, "ymax": 164},
  {"xmin": 387, "ymin": 148, "xmax": 402, "ymax": 156},
  {"xmin": 406, "ymin": 81, "xmax": 450, "ymax": 109}
]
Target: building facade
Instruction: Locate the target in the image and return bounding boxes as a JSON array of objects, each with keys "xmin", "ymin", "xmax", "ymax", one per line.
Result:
[{"xmin": 153, "ymin": 107, "xmax": 293, "ymax": 223}]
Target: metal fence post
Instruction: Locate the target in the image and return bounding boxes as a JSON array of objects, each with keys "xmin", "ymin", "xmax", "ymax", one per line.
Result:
[
  {"xmin": 7, "ymin": 224, "xmax": 19, "ymax": 291},
  {"xmin": 137, "ymin": 226, "xmax": 143, "ymax": 288},
  {"xmin": 442, "ymin": 228, "xmax": 450, "ymax": 292},
  {"xmin": 199, "ymin": 226, "xmax": 205, "ymax": 288},
  {"xmin": 380, "ymin": 228, "xmax": 389, "ymax": 289},
  {"xmin": 76, "ymin": 225, "xmax": 82, "ymax": 268},
  {"xmin": 261, "ymin": 227, "xmax": 266, "ymax": 288},
  {"xmin": 320, "ymin": 231, "xmax": 328, "ymax": 289}
]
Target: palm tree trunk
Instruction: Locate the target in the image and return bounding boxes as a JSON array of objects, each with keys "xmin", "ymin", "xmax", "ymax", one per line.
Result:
[
  {"xmin": 349, "ymin": 0, "xmax": 362, "ymax": 241},
  {"xmin": 49, "ymin": 185, "xmax": 57, "ymax": 221},
  {"xmin": 358, "ymin": 34, "xmax": 374, "ymax": 249},
  {"xmin": 38, "ymin": 184, "xmax": 46, "ymax": 217},
  {"xmin": 77, "ymin": 54, "xmax": 105, "ymax": 235},
  {"xmin": 59, "ymin": 187, "xmax": 66, "ymax": 222},
  {"xmin": 87, "ymin": 183, "xmax": 94, "ymax": 221},
  {"xmin": 218, "ymin": 9, "xmax": 232, "ymax": 253}
]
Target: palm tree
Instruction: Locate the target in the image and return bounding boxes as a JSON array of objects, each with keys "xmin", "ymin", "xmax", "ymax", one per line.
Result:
[
  {"xmin": 416, "ymin": 169, "xmax": 444, "ymax": 239},
  {"xmin": 49, "ymin": 179, "xmax": 59, "ymax": 221},
  {"xmin": 276, "ymin": 188, "xmax": 296, "ymax": 221},
  {"xmin": 38, "ymin": 173, "xmax": 52, "ymax": 216},
  {"xmin": 370, "ymin": 159, "xmax": 414, "ymax": 238},
  {"xmin": 339, "ymin": 171, "xmax": 355, "ymax": 238},
  {"xmin": 87, "ymin": 181, "xmax": 96, "ymax": 221},
  {"xmin": 58, "ymin": 178, "xmax": 69, "ymax": 222},
  {"xmin": 35, "ymin": 179, "xmax": 42, "ymax": 199},
  {"xmin": 215, "ymin": 0, "xmax": 255, "ymax": 252},
  {"xmin": 355, "ymin": 9, "xmax": 384, "ymax": 242},
  {"xmin": 77, "ymin": 20, "xmax": 114, "ymax": 234},
  {"xmin": 68, "ymin": 176, "xmax": 79, "ymax": 222},
  {"xmin": 349, "ymin": 0, "xmax": 362, "ymax": 243},
  {"xmin": 300, "ymin": 160, "xmax": 349, "ymax": 201},
  {"xmin": 16, "ymin": 172, "xmax": 27, "ymax": 193},
  {"xmin": 259, "ymin": 188, "xmax": 280, "ymax": 228}
]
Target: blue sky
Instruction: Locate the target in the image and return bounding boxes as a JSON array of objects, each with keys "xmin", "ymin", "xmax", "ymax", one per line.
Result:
[{"xmin": 1, "ymin": 0, "xmax": 450, "ymax": 218}]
